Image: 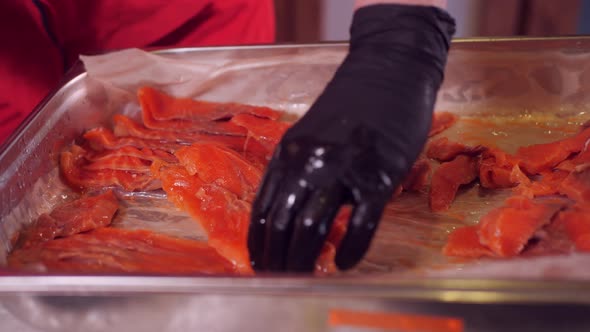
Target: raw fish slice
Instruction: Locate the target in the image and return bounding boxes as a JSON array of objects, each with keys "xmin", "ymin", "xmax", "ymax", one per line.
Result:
[
  {"xmin": 514, "ymin": 170, "xmax": 568, "ymax": 198},
  {"xmin": 65, "ymin": 167, "xmax": 159, "ymax": 192},
  {"xmin": 138, "ymin": 86, "xmax": 280, "ymax": 122},
  {"xmin": 156, "ymin": 155, "xmax": 350, "ymax": 275},
  {"xmin": 477, "ymin": 196, "xmax": 565, "ymax": 257},
  {"xmin": 442, "ymin": 226, "xmax": 494, "ymax": 258},
  {"xmin": 84, "ymin": 127, "xmax": 186, "ymax": 153},
  {"xmin": 428, "ymin": 112, "xmax": 458, "ymax": 137},
  {"xmin": 138, "ymin": 88, "xmax": 254, "ymax": 136},
  {"xmin": 112, "ymin": 115, "xmax": 249, "ymax": 150},
  {"xmin": 517, "ymin": 141, "xmax": 570, "ymax": 175},
  {"xmin": 521, "ymin": 225, "xmax": 574, "ymax": 256},
  {"xmin": 390, "ymin": 159, "xmax": 432, "ymax": 199},
  {"xmin": 478, "ymin": 148, "xmax": 526, "ymax": 189},
  {"xmin": 315, "ymin": 243, "xmax": 338, "ymax": 275},
  {"xmin": 480, "ymin": 164, "xmax": 529, "ymax": 190},
  {"xmin": 17, "ymin": 191, "xmax": 119, "ymax": 248},
  {"xmin": 61, "ymin": 145, "xmax": 160, "ymax": 192},
  {"xmin": 229, "ymin": 113, "xmax": 292, "ymax": 165},
  {"xmin": 86, "ymin": 145, "xmax": 177, "ymax": 164},
  {"xmin": 401, "ymin": 159, "xmax": 431, "ymax": 192},
  {"xmin": 230, "ymin": 113, "xmax": 291, "ymax": 153},
  {"xmin": 142, "ymin": 109, "xmax": 248, "ymax": 135},
  {"xmin": 556, "ymin": 149, "xmax": 590, "ymax": 172},
  {"xmin": 315, "ymin": 208, "xmax": 351, "ymax": 275},
  {"xmin": 175, "ymin": 143, "xmax": 263, "ymax": 201},
  {"xmin": 156, "ymin": 164, "xmax": 253, "ymax": 274},
  {"xmin": 429, "ymin": 155, "xmax": 479, "ymax": 212},
  {"xmin": 559, "ymin": 165, "xmax": 590, "ymax": 203},
  {"xmin": 508, "ymin": 165, "xmax": 531, "ymax": 189},
  {"xmin": 79, "ymin": 144, "xmax": 176, "ymax": 185},
  {"xmin": 552, "ymin": 206, "xmax": 590, "ymax": 252},
  {"xmin": 83, "ymin": 155, "xmax": 152, "ymax": 172},
  {"xmin": 112, "ymin": 115, "xmax": 270, "ymax": 166},
  {"xmin": 516, "ymin": 126, "xmax": 590, "ymax": 174},
  {"xmin": 426, "ymin": 137, "xmax": 485, "ymax": 162},
  {"xmin": 8, "ymin": 228, "xmax": 236, "ymax": 275}
]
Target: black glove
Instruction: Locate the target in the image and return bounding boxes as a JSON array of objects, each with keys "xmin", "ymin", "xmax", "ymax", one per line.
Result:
[{"xmin": 248, "ymin": 4, "xmax": 456, "ymax": 272}]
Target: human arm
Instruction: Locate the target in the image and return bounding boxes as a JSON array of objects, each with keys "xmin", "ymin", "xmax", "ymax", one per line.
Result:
[{"xmin": 248, "ymin": 0, "xmax": 456, "ymax": 272}]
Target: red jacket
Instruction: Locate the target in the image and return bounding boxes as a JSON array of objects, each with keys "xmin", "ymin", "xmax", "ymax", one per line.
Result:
[{"xmin": 0, "ymin": 0, "xmax": 275, "ymax": 144}]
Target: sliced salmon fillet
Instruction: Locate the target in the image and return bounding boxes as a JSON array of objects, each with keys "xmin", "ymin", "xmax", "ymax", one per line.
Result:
[
  {"xmin": 556, "ymin": 149, "xmax": 590, "ymax": 172},
  {"xmin": 514, "ymin": 170, "xmax": 568, "ymax": 198},
  {"xmin": 82, "ymin": 155, "xmax": 152, "ymax": 172},
  {"xmin": 315, "ymin": 208, "xmax": 351, "ymax": 275},
  {"xmin": 552, "ymin": 206, "xmax": 590, "ymax": 252},
  {"xmin": 426, "ymin": 137, "xmax": 485, "ymax": 162},
  {"xmin": 429, "ymin": 112, "xmax": 458, "ymax": 137},
  {"xmin": 477, "ymin": 196, "xmax": 565, "ymax": 257},
  {"xmin": 112, "ymin": 115, "xmax": 250, "ymax": 150},
  {"xmin": 175, "ymin": 143, "xmax": 263, "ymax": 201},
  {"xmin": 229, "ymin": 113, "xmax": 292, "ymax": 165},
  {"xmin": 230, "ymin": 113, "xmax": 291, "ymax": 153},
  {"xmin": 156, "ymin": 163, "xmax": 253, "ymax": 274},
  {"xmin": 142, "ymin": 109, "xmax": 248, "ymax": 135},
  {"xmin": 516, "ymin": 126, "xmax": 590, "ymax": 174},
  {"xmin": 442, "ymin": 225, "xmax": 494, "ymax": 258},
  {"xmin": 17, "ymin": 191, "xmax": 119, "ymax": 248},
  {"xmin": 559, "ymin": 165, "xmax": 590, "ymax": 203},
  {"xmin": 478, "ymin": 148, "xmax": 528, "ymax": 189},
  {"xmin": 112, "ymin": 115, "xmax": 270, "ymax": 167},
  {"xmin": 157, "ymin": 142, "xmax": 350, "ymax": 275},
  {"xmin": 444, "ymin": 195, "xmax": 572, "ymax": 259},
  {"xmin": 522, "ymin": 225, "xmax": 575, "ymax": 256},
  {"xmin": 401, "ymin": 159, "xmax": 431, "ymax": 192},
  {"xmin": 429, "ymin": 155, "xmax": 479, "ymax": 212},
  {"xmin": 138, "ymin": 86, "xmax": 279, "ymax": 135},
  {"xmin": 86, "ymin": 145, "xmax": 177, "ymax": 164},
  {"xmin": 139, "ymin": 86, "xmax": 280, "ymax": 122},
  {"xmin": 63, "ymin": 140, "xmax": 177, "ymax": 190},
  {"xmin": 60, "ymin": 145, "xmax": 160, "ymax": 192},
  {"xmin": 84, "ymin": 127, "xmax": 186, "ymax": 153},
  {"xmin": 509, "ymin": 165, "xmax": 531, "ymax": 189},
  {"xmin": 8, "ymin": 228, "xmax": 236, "ymax": 275}
]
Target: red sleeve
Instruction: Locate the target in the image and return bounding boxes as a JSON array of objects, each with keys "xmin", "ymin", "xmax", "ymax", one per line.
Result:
[
  {"xmin": 43, "ymin": 0, "xmax": 276, "ymax": 66},
  {"xmin": 0, "ymin": 1, "xmax": 63, "ymax": 144},
  {"xmin": 0, "ymin": 0, "xmax": 275, "ymax": 144}
]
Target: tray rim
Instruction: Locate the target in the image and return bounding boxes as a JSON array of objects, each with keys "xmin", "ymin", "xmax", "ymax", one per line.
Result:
[{"xmin": 0, "ymin": 275, "xmax": 589, "ymax": 305}]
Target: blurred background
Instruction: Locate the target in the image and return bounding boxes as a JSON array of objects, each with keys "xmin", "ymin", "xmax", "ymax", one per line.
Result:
[{"xmin": 275, "ymin": 0, "xmax": 590, "ymax": 43}]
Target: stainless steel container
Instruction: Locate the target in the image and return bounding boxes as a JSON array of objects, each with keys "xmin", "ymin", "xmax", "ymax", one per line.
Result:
[{"xmin": 2, "ymin": 38, "xmax": 590, "ymax": 332}]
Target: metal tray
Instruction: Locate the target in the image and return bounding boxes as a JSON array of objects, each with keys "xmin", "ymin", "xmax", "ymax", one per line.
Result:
[{"xmin": 3, "ymin": 38, "xmax": 590, "ymax": 332}]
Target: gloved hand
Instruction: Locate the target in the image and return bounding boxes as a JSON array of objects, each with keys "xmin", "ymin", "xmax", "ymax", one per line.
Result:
[{"xmin": 248, "ymin": 4, "xmax": 456, "ymax": 272}]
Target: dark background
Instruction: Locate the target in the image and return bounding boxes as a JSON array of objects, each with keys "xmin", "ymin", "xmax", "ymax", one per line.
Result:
[{"xmin": 275, "ymin": 0, "xmax": 590, "ymax": 43}]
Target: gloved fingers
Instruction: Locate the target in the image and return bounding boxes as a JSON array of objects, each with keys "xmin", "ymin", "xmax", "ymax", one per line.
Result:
[
  {"xmin": 248, "ymin": 165, "xmax": 285, "ymax": 270},
  {"xmin": 334, "ymin": 196, "xmax": 389, "ymax": 270},
  {"xmin": 285, "ymin": 184, "xmax": 345, "ymax": 272},
  {"xmin": 259, "ymin": 177, "xmax": 310, "ymax": 271}
]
